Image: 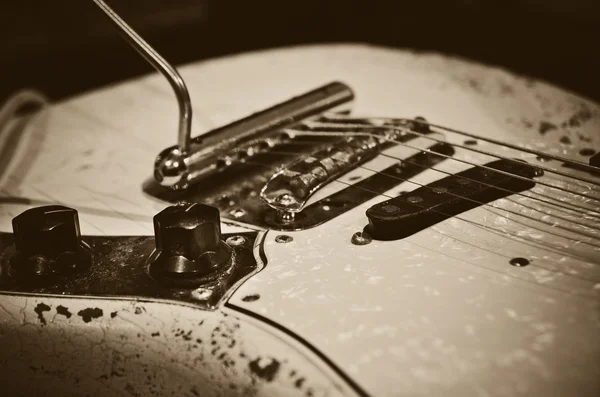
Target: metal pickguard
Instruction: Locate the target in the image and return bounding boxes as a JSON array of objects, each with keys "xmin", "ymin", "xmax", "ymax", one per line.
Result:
[{"xmin": 0, "ymin": 232, "xmax": 263, "ymax": 311}]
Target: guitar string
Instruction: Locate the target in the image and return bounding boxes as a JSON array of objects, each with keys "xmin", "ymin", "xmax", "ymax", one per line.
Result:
[
  {"xmin": 241, "ymin": 158, "xmax": 600, "ymax": 285},
  {"xmin": 397, "ymin": 235, "xmax": 599, "ymax": 301},
  {"xmin": 321, "ymin": 174, "xmax": 600, "ymax": 283},
  {"xmin": 1, "ymin": 158, "xmax": 593, "ymax": 284},
  {"xmin": 380, "ymin": 152, "xmax": 600, "ymax": 221},
  {"xmin": 320, "ymin": 115, "xmax": 600, "ymax": 176},
  {"xmin": 258, "ymin": 148, "xmax": 600, "ymax": 246},
  {"xmin": 406, "ymin": 208, "xmax": 600, "ymax": 293},
  {"xmin": 501, "ymin": 197, "xmax": 600, "ymax": 233},
  {"xmin": 276, "ymin": 138, "xmax": 600, "ymax": 221},
  {"xmin": 237, "ymin": 149, "xmax": 600, "ymax": 264},
  {"xmin": 426, "ymin": 214, "xmax": 600, "ymax": 282},
  {"xmin": 474, "ymin": 203, "xmax": 600, "ymax": 267},
  {"xmin": 331, "ymin": 171, "xmax": 600, "ymax": 269},
  {"xmin": 287, "ymin": 129, "xmax": 600, "ymax": 204},
  {"xmin": 525, "ymin": 191, "xmax": 600, "ymax": 224},
  {"xmin": 275, "ymin": 144, "xmax": 600, "ymax": 237},
  {"xmin": 394, "ymin": 117, "xmax": 600, "ymax": 174},
  {"xmin": 5, "ymin": 154, "xmax": 595, "ymax": 278},
  {"xmin": 1, "ymin": 93, "xmax": 596, "ymax": 294},
  {"xmin": 308, "ymin": 120, "xmax": 600, "ymax": 189},
  {"xmin": 132, "ymin": 58, "xmax": 599, "ymax": 241},
  {"xmin": 299, "ymin": 122, "xmax": 600, "ymax": 197},
  {"xmin": 3, "ymin": 94, "xmax": 596, "ymax": 263},
  {"xmin": 145, "ymin": 77, "xmax": 596, "ymax": 193},
  {"xmin": 271, "ymin": 134, "xmax": 599, "ymax": 218},
  {"xmin": 289, "ymin": 163, "xmax": 599, "ymax": 284},
  {"xmin": 414, "ymin": 209, "xmax": 600, "ymax": 285},
  {"xmin": 247, "ymin": 125, "xmax": 600, "ymax": 245}
]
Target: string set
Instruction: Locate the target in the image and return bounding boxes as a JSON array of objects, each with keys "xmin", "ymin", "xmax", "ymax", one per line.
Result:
[
  {"xmin": 239, "ymin": 155, "xmax": 600, "ymax": 296},
  {"xmin": 257, "ymin": 144, "xmax": 600, "ymax": 243},
  {"xmin": 274, "ymin": 137, "xmax": 600, "ymax": 221},
  {"xmin": 290, "ymin": 124, "xmax": 600, "ymax": 203},
  {"xmin": 235, "ymin": 116, "xmax": 600, "ymax": 285},
  {"xmin": 253, "ymin": 146, "xmax": 600, "ymax": 253},
  {"xmin": 321, "ymin": 114, "xmax": 600, "ymax": 175}
]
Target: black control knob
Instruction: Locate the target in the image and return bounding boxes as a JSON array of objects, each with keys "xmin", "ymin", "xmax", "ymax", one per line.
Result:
[
  {"xmin": 11, "ymin": 205, "xmax": 92, "ymax": 282},
  {"xmin": 148, "ymin": 203, "xmax": 232, "ymax": 286}
]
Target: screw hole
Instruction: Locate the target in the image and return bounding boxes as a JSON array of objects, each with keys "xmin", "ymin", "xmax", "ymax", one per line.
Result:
[
  {"xmin": 275, "ymin": 235, "xmax": 293, "ymax": 243},
  {"xmin": 226, "ymin": 236, "xmax": 246, "ymax": 246}
]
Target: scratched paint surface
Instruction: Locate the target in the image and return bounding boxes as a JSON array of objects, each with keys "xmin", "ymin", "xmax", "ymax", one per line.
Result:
[
  {"xmin": 0, "ymin": 44, "xmax": 599, "ymax": 396},
  {"xmin": 0, "ymin": 295, "xmax": 353, "ymax": 396}
]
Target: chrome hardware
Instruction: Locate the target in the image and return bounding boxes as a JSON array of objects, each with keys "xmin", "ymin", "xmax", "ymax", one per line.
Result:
[
  {"xmin": 226, "ymin": 235, "xmax": 246, "ymax": 246},
  {"xmin": 260, "ymin": 124, "xmax": 411, "ymax": 216},
  {"xmin": 274, "ymin": 235, "xmax": 294, "ymax": 244},
  {"xmin": 94, "ymin": 1, "xmax": 355, "ymax": 191},
  {"xmin": 154, "ymin": 82, "xmax": 354, "ymax": 190},
  {"xmin": 93, "ymin": 1, "xmax": 459, "ymax": 232},
  {"xmin": 350, "ymin": 231, "xmax": 372, "ymax": 246},
  {"xmin": 93, "ymin": 0, "xmax": 192, "ymax": 157}
]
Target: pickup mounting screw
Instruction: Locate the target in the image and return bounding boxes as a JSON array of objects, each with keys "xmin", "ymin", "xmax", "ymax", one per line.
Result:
[
  {"xmin": 351, "ymin": 231, "xmax": 372, "ymax": 246},
  {"xmin": 226, "ymin": 236, "xmax": 246, "ymax": 246},
  {"xmin": 275, "ymin": 235, "xmax": 293, "ymax": 243}
]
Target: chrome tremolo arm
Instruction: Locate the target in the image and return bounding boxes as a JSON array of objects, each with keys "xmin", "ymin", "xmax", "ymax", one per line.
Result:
[
  {"xmin": 92, "ymin": 0, "xmax": 192, "ymax": 188},
  {"xmin": 90, "ymin": 2, "xmax": 447, "ymax": 229},
  {"xmin": 153, "ymin": 82, "xmax": 354, "ymax": 190},
  {"xmin": 93, "ymin": 0, "xmax": 354, "ymax": 191}
]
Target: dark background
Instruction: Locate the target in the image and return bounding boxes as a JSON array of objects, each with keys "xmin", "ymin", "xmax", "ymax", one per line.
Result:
[{"xmin": 2, "ymin": 1, "xmax": 600, "ymax": 102}]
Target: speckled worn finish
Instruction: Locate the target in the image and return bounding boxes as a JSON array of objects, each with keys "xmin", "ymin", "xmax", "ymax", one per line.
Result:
[
  {"xmin": 0, "ymin": 294, "xmax": 354, "ymax": 397},
  {"xmin": 0, "ymin": 44, "xmax": 599, "ymax": 396}
]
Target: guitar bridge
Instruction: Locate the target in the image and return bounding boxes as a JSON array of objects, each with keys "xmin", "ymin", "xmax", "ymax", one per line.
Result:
[
  {"xmin": 144, "ymin": 82, "xmax": 454, "ymax": 230},
  {"xmin": 93, "ymin": 0, "xmax": 454, "ymax": 230}
]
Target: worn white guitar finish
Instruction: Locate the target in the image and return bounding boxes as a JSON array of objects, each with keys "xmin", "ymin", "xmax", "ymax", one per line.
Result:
[{"xmin": 0, "ymin": 44, "xmax": 599, "ymax": 397}]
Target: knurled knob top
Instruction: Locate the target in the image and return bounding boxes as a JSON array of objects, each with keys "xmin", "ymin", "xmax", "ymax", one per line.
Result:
[
  {"xmin": 11, "ymin": 205, "xmax": 91, "ymax": 281},
  {"xmin": 148, "ymin": 203, "xmax": 231, "ymax": 285}
]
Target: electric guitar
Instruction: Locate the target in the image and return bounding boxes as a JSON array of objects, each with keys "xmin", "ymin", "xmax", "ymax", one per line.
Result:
[{"xmin": 1, "ymin": 3, "xmax": 599, "ymax": 397}]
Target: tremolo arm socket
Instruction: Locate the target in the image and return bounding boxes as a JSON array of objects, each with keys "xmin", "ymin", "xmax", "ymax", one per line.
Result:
[
  {"xmin": 154, "ymin": 82, "xmax": 355, "ymax": 190},
  {"xmin": 93, "ymin": 0, "xmax": 354, "ymax": 191}
]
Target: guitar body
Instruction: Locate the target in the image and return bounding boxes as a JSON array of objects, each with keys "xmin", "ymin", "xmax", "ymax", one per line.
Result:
[{"xmin": 0, "ymin": 44, "xmax": 599, "ymax": 397}]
